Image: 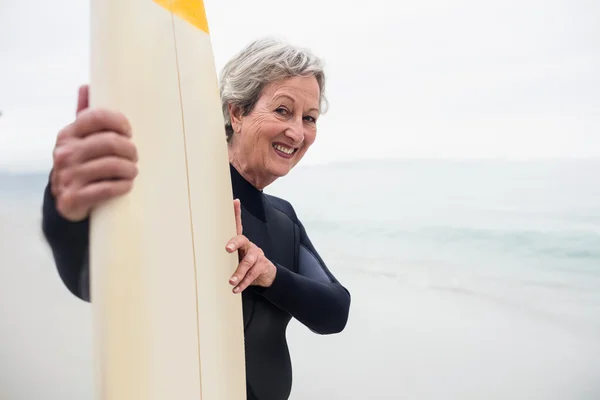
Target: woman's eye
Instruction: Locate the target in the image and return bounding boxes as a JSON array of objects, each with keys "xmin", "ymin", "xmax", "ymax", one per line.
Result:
[
  {"xmin": 275, "ymin": 107, "xmax": 289, "ymax": 115},
  {"xmin": 304, "ymin": 116, "xmax": 317, "ymax": 123}
]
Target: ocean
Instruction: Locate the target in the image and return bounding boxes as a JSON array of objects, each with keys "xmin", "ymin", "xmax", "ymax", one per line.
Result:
[{"xmin": 1, "ymin": 159, "xmax": 599, "ymax": 399}]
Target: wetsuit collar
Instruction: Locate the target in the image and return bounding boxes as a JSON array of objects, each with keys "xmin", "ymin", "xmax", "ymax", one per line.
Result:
[{"xmin": 229, "ymin": 163, "xmax": 267, "ymax": 222}]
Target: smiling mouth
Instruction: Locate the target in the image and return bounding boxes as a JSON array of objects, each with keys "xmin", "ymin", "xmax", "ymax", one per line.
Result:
[{"xmin": 272, "ymin": 143, "xmax": 297, "ymax": 157}]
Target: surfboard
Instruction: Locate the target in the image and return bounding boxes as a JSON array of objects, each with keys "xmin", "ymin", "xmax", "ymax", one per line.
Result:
[{"xmin": 88, "ymin": 0, "xmax": 247, "ymax": 399}]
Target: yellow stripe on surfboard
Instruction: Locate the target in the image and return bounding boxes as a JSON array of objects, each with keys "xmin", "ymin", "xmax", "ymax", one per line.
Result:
[{"xmin": 153, "ymin": 0, "xmax": 210, "ymax": 33}]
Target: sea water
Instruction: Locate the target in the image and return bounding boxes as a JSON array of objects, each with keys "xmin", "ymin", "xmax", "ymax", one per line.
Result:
[
  {"xmin": 270, "ymin": 159, "xmax": 600, "ymax": 399},
  {"xmin": 1, "ymin": 159, "xmax": 599, "ymax": 399}
]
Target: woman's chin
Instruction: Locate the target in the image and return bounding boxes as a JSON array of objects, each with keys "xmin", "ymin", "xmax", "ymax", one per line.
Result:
[
  {"xmin": 267, "ymin": 146, "xmax": 306, "ymax": 177},
  {"xmin": 271, "ymin": 164, "xmax": 292, "ymax": 177},
  {"xmin": 267, "ymin": 158, "xmax": 295, "ymax": 177}
]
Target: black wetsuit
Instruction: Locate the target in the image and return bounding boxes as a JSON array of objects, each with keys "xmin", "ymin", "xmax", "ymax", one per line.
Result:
[{"xmin": 41, "ymin": 163, "xmax": 351, "ymax": 400}]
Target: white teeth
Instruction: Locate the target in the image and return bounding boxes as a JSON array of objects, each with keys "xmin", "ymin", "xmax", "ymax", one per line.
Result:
[{"xmin": 273, "ymin": 144, "xmax": 294, "ymax": 155}]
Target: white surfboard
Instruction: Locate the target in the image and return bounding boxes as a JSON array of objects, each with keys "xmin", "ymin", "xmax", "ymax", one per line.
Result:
[{"xmin": 88, "ymin": 0, "xmax": 247, "ymax": 399}]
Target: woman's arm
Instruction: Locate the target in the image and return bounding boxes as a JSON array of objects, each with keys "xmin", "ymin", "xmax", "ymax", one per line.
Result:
[
  {"xmin": 41, "ymin": 177, "xmax": 91, "ymax": 301},
  {"xmin": 256, "ymin": 214, "xmax": 351, "ymax": 335}
]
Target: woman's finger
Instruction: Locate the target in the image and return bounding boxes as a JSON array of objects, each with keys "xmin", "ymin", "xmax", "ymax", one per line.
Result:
[
  {"xmin": 76, "ymin": 85, "xmax": 89, "ymax": 115},
  {"xmin": 233, "ymin": 199, "xmax": 243, "ymax": 235},
  {"xmin": 56, "ymin": 179, "xmax": 134, "ymax": 221},
  {"xmin": 77, "ymin": 132, "xmax": 138, "ymax": 164},
  {"xmin": 65, "ymin": 156, "xmax": 138, "ymax": 189},
  {"xmin": 72, "ymin": 108, "xmax": 132, "ymax": 139},
  {"xmin": 226, "ymin": 234, "xmax": 249, "ymax": 253},
  {"xmin": 233, "ymin": 255, "xmax": 263, "ymax": 293},
  {"xmin": 53, "ymin": 132, "xmax": 138, "ymax": 170},
  {"xmin": 229, "ymin": 246, "xmax": 260, "ymax": 287}
]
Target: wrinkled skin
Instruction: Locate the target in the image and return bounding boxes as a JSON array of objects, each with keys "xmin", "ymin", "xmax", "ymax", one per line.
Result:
[{"xmin": 228, "ymin": 75, "xmax": 320, "ymax": 189}]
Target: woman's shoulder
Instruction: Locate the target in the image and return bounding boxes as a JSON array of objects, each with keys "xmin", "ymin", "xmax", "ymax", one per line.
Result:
[{"xmin": 263, "ymin": 193, "xmax": 299, "ymax": 222}]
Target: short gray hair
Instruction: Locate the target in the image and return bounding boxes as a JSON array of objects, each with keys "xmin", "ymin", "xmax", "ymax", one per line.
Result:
[{"xmin": 219, "ymin": 36, "xmax": 328, "ymax": 142}]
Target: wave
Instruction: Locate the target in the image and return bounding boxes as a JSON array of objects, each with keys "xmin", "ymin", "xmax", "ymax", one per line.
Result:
[{"xmin": 305, "ymin": 219, "xmax": 600, "ymax": 261}]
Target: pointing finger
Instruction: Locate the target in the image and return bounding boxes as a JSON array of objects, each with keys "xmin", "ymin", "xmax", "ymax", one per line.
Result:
[{"xmin": 233, "ymin": 198, "xmax": 243, "ymax": 235}]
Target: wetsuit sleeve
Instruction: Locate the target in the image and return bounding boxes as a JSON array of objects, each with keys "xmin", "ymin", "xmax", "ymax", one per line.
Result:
[
  {"xmin": 257, "ymin": 216, "xmax": 351, "ymax": 335},
  {"xmin": 41, "ymin": 175, "xmax": 91, "ymax": 301}
]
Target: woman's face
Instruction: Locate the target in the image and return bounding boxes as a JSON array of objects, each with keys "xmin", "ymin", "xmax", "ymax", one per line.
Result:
[{"xmin": 229, "ymin": 75, "xmax": 320, "ymax": 189}]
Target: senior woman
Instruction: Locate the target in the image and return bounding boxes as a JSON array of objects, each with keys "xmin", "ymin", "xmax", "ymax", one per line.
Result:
[{"xmin": 41, "ymin": 37, "xmax": 351, "ymax": 400}]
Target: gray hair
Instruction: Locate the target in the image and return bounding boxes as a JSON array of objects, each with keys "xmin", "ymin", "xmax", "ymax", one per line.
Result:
[{"xmin": 219, "ymin": 36, "xmax": 328, "ymax": 142}]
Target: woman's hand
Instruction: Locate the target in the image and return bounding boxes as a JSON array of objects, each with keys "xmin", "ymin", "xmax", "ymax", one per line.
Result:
[
  {"xmin": 226, "ymin": 199, "xmax": 277, "ymax": 293},
  {"xmin": 51, "ymin": 85, "xmax": 139, "ymax": 222}
]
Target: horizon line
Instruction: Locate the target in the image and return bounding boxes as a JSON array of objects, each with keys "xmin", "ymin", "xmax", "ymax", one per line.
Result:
[{"xmin": 1, "ymin": 155, "xmax": 600, "ymax": 175}]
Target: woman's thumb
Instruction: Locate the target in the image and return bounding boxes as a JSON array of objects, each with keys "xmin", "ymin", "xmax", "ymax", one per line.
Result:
[{"xmin": 76, "ymin": 84, "xmax": 89, "ymax": 115}]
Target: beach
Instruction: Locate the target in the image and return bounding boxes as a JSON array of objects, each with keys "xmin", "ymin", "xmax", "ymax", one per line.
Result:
[{"xmin": 1, "ymin": 159, "xmax": 599, "ymax": 399}]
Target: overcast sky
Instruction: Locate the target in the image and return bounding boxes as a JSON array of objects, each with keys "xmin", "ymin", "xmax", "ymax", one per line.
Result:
[{"xmin": 1, "ymin": 0, "xmax": 599, "ymax": 171}]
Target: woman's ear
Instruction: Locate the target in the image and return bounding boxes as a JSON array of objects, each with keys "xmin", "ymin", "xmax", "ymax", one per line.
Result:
[{"xmin": 228, "ymin": 103, "xmax": 243, "ymax": 134}]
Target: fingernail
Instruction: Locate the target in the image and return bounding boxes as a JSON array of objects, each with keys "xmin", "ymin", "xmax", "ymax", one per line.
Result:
[
  {"xmin": 226, "ymin": 244, "xmax": 234, "ymax": 251},
  {"xmin": 230, "ymin": 276, "xmax": 238, "ymax": 284},
  {"xmin": 233, "ymin": 287, "xmax": 240, "ymax": 293}
]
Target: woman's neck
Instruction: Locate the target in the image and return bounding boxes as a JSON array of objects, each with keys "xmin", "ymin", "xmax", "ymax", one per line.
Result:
[{"xmin": 228, "ymin": 150, "xmax": 274, "ymax": 191}]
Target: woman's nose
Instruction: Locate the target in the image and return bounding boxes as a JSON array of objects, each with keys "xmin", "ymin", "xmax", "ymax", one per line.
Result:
[{"xmin": 284, "ymin": 118, "xmax": 304, "ymax": 144}]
